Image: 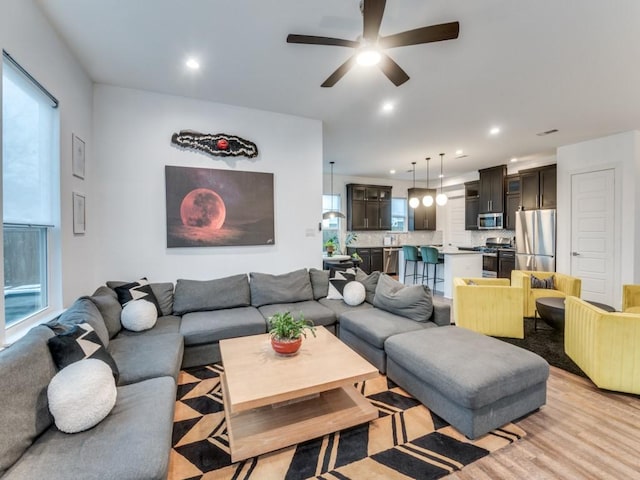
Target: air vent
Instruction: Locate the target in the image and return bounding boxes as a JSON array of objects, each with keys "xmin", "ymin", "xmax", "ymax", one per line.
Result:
[{"xmin": 536, "ymin": 129, "xmax": 558, "ymax": 136}]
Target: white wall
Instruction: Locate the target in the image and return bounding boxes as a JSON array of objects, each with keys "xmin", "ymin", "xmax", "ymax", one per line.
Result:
[
  {"xmin": 557, "ymin": 130, "xmax": 640, "ymax": 307},
  {"xmin": 0, "ymin": 0, "xmax": 95, "ymax": 341},
  {"xmin": 92, "ymin": 85, "xmax": 323, "ymax": 282}
]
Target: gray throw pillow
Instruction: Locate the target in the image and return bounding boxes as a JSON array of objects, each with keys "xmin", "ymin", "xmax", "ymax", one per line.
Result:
[
  {"xmin": 309, "ymin": 268, "xmax": 329, "ymax": 300},
  {"xmin": 531, "ymin": 274, "xmax": 555, "ymax": 289},
  {"xmin": 54, "ymin": 298, "xmax": 110, "ymax": 347},
  {"xmin": 250, "ymin": 269, "xmax": 314, "ymax": 307},
  {"xmin": 355, "ymin": 268, "xmax": 381, "ymax": 304},
  {"xmin": 173, "ymin": 275, "xmax": 250, "ymax": 315},
  {"xmin": 89, "ymin": 286, "xmax": 122, "ymax": 339},
  {"xmin": 373, "ymin": 274, "xmax": 433, "ymax": 322}
]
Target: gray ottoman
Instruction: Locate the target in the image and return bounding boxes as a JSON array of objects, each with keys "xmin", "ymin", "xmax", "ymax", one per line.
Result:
[{"xmin": 385, "ymin": 326, "xmax": 549, "ymax": 439}]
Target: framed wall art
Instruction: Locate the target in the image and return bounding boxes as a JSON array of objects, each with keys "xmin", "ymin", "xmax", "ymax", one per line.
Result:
[
  {"xmin": 165, "ymin": 166, "xmax": 274, "ymax": 247},
  {"xmin": 72, "ymin": 133, "xmax": 85, "ymax": 179},
  {"xmin": 72, "ymin": 192, "xmax": 86, "ymax": 234}
]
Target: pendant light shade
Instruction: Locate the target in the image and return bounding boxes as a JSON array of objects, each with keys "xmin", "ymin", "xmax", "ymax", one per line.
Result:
[
  {"xmin": 422, "ymin": 157, "xmax": 434, "ymax": 207},
  {"xmin": 323, "ymin": 161, "xmax": 345, "ymax": 219},
  {"xmin": 409, "ymin": 162, "xmax": 419, "ymax": 209},
  {"xmin": 436, "ymin": 153, "xmax": 448, "ymax": 206}
]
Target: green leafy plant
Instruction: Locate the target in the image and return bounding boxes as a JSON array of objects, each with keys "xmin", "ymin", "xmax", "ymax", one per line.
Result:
[
  {"xmin": 324, "ymin": 236, "xmax": 339, "ymax": 256},
  {"xmin": 268, "ymin": 312, "xmax": 316, "ymax": 340}
]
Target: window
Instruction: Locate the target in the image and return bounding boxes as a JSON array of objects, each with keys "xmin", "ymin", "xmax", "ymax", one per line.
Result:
[
  {"xmin": 2, "ymin": 51, "xmax": 59, "ymax": 334},
  {"xmin": 391, "ymin": 198, "xmax": 407, "ymax": 232},
  {"xmin": 322, "ymin": 194, "xmax": 340, "ymax": 249}
]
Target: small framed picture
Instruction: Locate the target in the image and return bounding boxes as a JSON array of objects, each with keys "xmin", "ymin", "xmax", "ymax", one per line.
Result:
[
  {"xmin": 72, "ymin": 133, "xmax": 85, "ymax": 179},
  {"xmin": 73, "ymin": 192, "xmax": 86, "ymax": 235}
]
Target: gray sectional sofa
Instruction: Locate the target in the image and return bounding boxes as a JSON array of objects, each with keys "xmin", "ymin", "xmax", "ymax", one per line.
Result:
[{"xmin": 0, "ymin": 266, "xmax": 546, "ymax": 479}]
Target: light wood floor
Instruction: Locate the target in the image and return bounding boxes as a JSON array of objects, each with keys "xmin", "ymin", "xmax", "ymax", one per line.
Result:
[{"xmin": 447, "ymin": 367, "xmax": 640, "ymax": 479}]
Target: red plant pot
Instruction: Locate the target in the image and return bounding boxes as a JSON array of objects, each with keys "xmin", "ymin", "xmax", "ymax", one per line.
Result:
[{"xmin": 271, "ymin": 336, "xmax": 302, "ymax": 355}]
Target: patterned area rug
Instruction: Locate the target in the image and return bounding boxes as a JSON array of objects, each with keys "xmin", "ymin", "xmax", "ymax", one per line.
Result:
[{"xmin": 169, "ymin": 365, "xmax": 525, "ymax": 480}]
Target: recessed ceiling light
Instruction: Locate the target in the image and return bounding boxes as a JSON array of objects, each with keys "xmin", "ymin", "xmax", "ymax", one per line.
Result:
[
  {"xmin": 186, "ymin": 58, "xmax": 200, "ymax": 70},
  {"xmin": 510, "ymin": 157, "xmax": 518, "ymax": 163},
  {"xmin": 382, "ymin": 102, "xmax": 394, "ymax": 113},
  {"xmin": 455, "ymin": 149, "xmax": 463, "ymax": 156},
  {"xmin": 489, "ymin": 127, "xmax": 501, "ymax": 135},
  {"xmin": 356, "ymin": 48, "xmax": 381, "ymax": 66},
  {"xmin": 389, "ymin": 169, "xmax": 396, "ymax": 174}
]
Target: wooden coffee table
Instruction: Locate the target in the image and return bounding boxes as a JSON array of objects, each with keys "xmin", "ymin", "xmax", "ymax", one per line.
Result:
[{"xmin": 219, "ymin": 326, "xmax": 378, "ymax": 462}]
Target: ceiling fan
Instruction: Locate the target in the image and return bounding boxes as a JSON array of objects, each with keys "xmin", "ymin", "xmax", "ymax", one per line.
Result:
[{"xmin": 286, "ymin": 0, "xmax": 460, "ymax": 87}]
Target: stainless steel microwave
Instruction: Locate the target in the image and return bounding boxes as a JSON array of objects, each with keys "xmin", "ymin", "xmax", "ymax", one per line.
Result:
[{"xmin": 478, "ymin": 213, "xmax": 504, "ymax": 230}]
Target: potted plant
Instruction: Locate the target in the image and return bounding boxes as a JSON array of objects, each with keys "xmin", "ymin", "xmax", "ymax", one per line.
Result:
[
  {"xmin": 268, "ymin": 312, "xmax": 316, "ymax": 355},
  {"xmin": 324, "ymin": 236, "xmax": 338, "ymax": 257}
]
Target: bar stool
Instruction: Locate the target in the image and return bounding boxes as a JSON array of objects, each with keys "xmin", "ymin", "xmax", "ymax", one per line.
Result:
[
  {"xmin": 402, "ymin": 245, "xmax": 423, "ymax": 284},
  {"xmin": 420, "ymin": 246, "xmax": 444, "ymax": 292}
]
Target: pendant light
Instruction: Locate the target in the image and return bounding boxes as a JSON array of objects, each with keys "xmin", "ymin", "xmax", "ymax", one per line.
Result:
[
  {"xmin": 422, "ymin": 157, "xmax": 434, "ymax": 207},
  {"xmin": 322, "ymin": 161, "xmax": 345, "ymax": 219},
  {"xmin": 436, "ymin": 153, "xmax": 448, "ymax": 206},
  {"xmin": 409, "ymin": 162, "xmax": 420, "ymax": 209}
]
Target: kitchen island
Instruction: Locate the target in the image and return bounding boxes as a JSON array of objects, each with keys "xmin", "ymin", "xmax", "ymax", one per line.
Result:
[{"xmin": 398, "ymin": 247, "xmax": 483, "ymax": 299}]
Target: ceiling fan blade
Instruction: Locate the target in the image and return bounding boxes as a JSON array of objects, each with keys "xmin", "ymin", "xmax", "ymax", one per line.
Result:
[
  {"xmin": 287, "ymin": 34, "xmax": 359, "ymax": 48},
  {"xmin": 379, "ymin": 22, "xmax": 460, "ymax": 49},
  {"xmin": 378, "ymin": 53, "xmax": 410, "ymax": 86},
  {"xmin": 321, "ymin": 55, "xmax": 358, "ymax": 87},
  {"xmin": 363, "ymin": 0, "xmax": 386, "ymax": 42}
]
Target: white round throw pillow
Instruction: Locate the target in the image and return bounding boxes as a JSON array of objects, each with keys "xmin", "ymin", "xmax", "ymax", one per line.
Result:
[
  {"xmin": 48, "ymin": 359, "xmax": 117, "ymax": 433},
  {"xmin": 121, "ymin": 299, "xmax": 157, "ymax": 331},
  {"xmin": 343, "ymin": 281, "xmax": 366, "ymax": 306}
]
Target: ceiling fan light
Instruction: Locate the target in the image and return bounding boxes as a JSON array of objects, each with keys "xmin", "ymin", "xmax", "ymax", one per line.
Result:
[
  {"xmin": 422, "ymin": 195, "xmax": 434, "ymax": 207},
  {"xmin": 436, "ymin": 193, "xmax": 448, "ymax": 206},
  {"xmin": 356, "ymin": 49, "xmax": 381, "ymax": 66},
  {"xmin": 409, "ymin": 197, "xmax": 420, "ymax": 209}
]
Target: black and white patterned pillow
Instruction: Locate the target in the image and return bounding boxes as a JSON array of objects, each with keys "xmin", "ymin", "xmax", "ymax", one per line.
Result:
[
  {"xmin": 113, "ymin": 278, "xmax": 162, "ymax": 316},
  {"xmin": 47, "ymin": 322, "xmax": 119, "ymax": 381},
  {"xmin": 327, "ymin": 270, "xmax": 357, "ymax": 300}
]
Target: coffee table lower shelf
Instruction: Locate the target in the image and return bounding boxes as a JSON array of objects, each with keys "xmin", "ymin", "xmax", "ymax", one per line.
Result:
[{"xmin": 221, "ymin": 373, "xmax": 378, "ymax": 462}]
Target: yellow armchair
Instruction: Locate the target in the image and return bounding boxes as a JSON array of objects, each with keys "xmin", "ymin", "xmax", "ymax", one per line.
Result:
[
  {"xmin": 565, "ymin": 296, "xmax": 640, "ymax": 394},
  {"xmin": 511, "ymin": 270, "xmax": 582, "ymax": 318},
  {"xmin": 622, "ymin": 285, "xmax": 640, "ymax": 313},
  {"xmin": 453, "ymin": 277, "xmax": 524, "ymax": 339}
]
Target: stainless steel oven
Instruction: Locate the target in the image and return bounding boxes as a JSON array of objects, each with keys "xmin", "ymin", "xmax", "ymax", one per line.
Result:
[{"xmin": 478, "ymin": 213, "xmax": 503, "ymax": 230}]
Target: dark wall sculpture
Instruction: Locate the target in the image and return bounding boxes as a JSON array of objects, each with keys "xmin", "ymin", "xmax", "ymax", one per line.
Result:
[{"xmin": 171, "ymin": 130, "xmax": 259, "ymax": 158}]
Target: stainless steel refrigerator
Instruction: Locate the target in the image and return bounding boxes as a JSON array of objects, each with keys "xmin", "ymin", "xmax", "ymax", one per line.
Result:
[{"xmin": 515, "ymin": 209, "xmax": 556, "ymax": 271}]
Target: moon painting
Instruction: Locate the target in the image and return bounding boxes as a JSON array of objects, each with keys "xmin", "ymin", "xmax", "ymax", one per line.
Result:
[{"xmin": 166, "ymin": 166, "xmax": 274, "ymax": 247}]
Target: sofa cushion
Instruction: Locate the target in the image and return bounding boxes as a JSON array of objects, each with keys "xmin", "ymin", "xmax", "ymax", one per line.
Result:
[
  {"xmin": 2, "ymin": 377, "xmax": 176, "ymax": 480},
  {"xmin": 0, "ymin": 326, "xmax": 57, "ymax": 477},
  {"xmin": 89, "ymin": 286, "xmax": 122, "ymax": 339},
  {"xmin": 47, "ymin": 359, "xmax": 117, "ymax": 434},
  {"xmin": 258, "ymin": 300, "xmax": 337, "ymax": 328},
  {"xmin": 111, "ymin": 279, "xmax": 163, "ymax": 317},
  {"xmin": 108, "ymin": 333, "xmax": 184, "ymax": 385},
  {"xmin": 327, "ymin": 270, "xmax": 356, "ymax": 300},
  {"xmin": 355, "ymin": 268, "xmax": 381, "ymax": 304},
  {"xmin": 180, "ymin": 306, "xmax": 267, "ymax": 346},
  {"xmin": 531, "ymin": 274, "xmax": 555, "ymax": 289},
  {"xmin": 250, "ymin": 269, "xmax": 314, "ymax": 307},
  {"xmin": 47, "ymin": 323, "xmax": 119, "ymax": 381},
  {"xmin": 120, "ymin": 300, "xmax": 157, "ymax": 332},
  {"xmin": 54, "ymin": 298, "xmax": 110, "ymax": 347},
  {"xmin": 115, "ymin": 315, "xmax": 181, "ymax": 337},
  {"xmin": 373, "ymin": 274, "xmax": 434, "ymax": 322},
  {"xmin": 172, "ymin": 275, "xmax": 250, "ymax": 315},
  {"xmin": 309, "ymin": 268, "xmax": 329, "ymax": 300},
  {"xmin": 339, "ymin": 308, "xmax": 433, "ymax": 349},
  {"xmin": 106, "ymin": 281, "xmax": 174, "ymax": 316},
  {"xmin": 318, "ymin": 297, "xmax": 374, "ymax": 317}
]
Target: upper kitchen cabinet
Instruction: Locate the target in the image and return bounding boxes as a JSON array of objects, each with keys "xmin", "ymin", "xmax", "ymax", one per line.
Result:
[
  {"xmin": 520, "ymin": 164, "xmax": 557, "ymax": 210},
  {"xmin": 478, "ymin": 165, "xmax": 506, "ymax": 214},
  {"xmin": 464, "ymin": 181, "xmax": 479, "ymax": 230},
  {"xmin": 504, "ymin": 174, "xmax": 520, "ymax": 230},
  {"xmin": 408, "ymin": 188, "xmax": 437, "ymax": 231},
  {"xmin": 347, "ymin": 184, "xmax": 392, "ymax": 231}
]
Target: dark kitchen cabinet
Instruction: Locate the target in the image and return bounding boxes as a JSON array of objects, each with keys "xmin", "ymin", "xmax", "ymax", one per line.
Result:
[
  {"xmin": 347, "ymin": 184, "xmax": 392, "ymax": 231},
  {"xmin": 347, "ymin": 247, "xmax": 384, "ymax": 273},
  {"xmin": 504, "ymin": 174, "xmax": 520, "ymax": 230},
  {"xmin": 498, "ymin": 250, "xmax": 516, "ymax": 279},
  {"xmin": 408, "ymin": 188, "xmax": 437, "ymax": 231},
  {"xmin": 520, "ymin": 164, "xmax": 557, "ymax": 210},
  {"xmin": 478, "ymin": 165, "xmax": 506, "ymax": 214},
  {"xmin": 464, "ymin": 181, "xmax": 479, "ymax": 230}
]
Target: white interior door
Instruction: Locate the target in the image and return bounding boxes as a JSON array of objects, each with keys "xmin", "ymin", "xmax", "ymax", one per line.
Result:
[
  {"xmin": 444, "ymin": 196, "xmax": 471, "ymax": 247},
  {"xmin": 570, "ymin": 169, "xmax": 615, "ymax": 305}
]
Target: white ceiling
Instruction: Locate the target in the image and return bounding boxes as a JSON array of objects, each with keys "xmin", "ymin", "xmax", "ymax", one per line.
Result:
[{"xmin": 37, "ymin": 0, "xmax": 640, "ymax": 182}]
